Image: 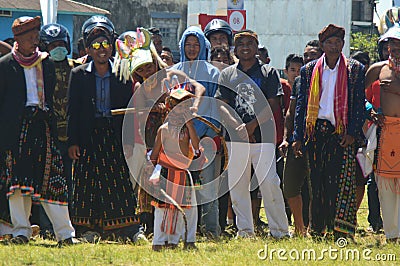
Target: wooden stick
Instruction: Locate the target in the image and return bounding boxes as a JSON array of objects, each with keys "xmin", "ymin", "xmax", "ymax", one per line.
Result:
[
  {"xmin": 112, "ymin": 109, "xmax": 229, "ymax": 169},
  {"xmin": 111, "ymin": 107, "xmax": 149, "ymax": 116},
  {"xmin": 193, "ymin": 114, "xmax": 221, "ymax": 134},
  {"xmin": 194, "ymin": 115, "xmax": 228, "ymax": 170}
]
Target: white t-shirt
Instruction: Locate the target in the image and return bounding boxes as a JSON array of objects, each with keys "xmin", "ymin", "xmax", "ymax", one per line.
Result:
[
  {"xmin": 318, "ymin": 57, "xmax": 340, "ymax": 126},
  {"xmin": 24, "ymin": 67, "xmax": 40, "ymax": 106}
]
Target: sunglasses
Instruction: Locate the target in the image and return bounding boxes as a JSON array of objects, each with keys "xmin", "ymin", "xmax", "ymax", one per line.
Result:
[{"xmin": 91, "ymin": 40, "xmax": 110, "ymax": 50}]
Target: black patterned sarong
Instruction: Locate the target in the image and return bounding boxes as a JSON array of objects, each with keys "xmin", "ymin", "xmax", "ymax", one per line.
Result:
[
  {"xmin": 307, "ymin": 119, "xmax": 357, "ymax": 236},
  {"xmin": 71, "ymin": 121, "xmax": 139, "ymax": 231},
  {"xmin": 0, "ymin": 108, "xmax": 68, "ymax": 224}
]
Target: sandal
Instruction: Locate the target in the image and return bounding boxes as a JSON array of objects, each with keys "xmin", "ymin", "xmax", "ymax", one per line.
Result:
[{"xmin": 10, "ymin": 235, "xmax": 29, "ymax": 244}]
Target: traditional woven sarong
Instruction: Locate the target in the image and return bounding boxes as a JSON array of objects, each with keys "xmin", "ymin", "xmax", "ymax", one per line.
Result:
[
  {"xmin": 71, "ymin": 123, "xmax": 139, "ymax": 231},
  {"xmin": 307, "ymin": 119, "xmax": 357, "ymax": 236},
  {"xmin": 151, "ymin": 148, "xmax": 194, "ymax": 234},
  {"xmin": 376, "ymin": 116, "xmax": 400, "ymax": 194},
  {"xmin": 138, "ymin": 108, "xmax": 165, "ymax": 214},
  {"xmin": 0, "ymin": 108, "xmax": 68, "ymax": 224},
  {"xmin": 138, "ymin": 187, "xmax": 154, "ymax": 213},
  {"xmin": 138, "ymin": 158, "xmax": 155, "ymax": 213},
  {"xmin": 334, "ymin": 145, "xmax": 357, "ymax": 235}
]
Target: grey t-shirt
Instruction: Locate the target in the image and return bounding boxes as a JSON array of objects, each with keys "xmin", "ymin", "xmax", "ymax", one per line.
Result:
[{"xmin": 215, "ymin": 61, "xmax": 282, "ymax": 143}]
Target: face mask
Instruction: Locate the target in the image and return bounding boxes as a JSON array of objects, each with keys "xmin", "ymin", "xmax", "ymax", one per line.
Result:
[{"xmin": 49, "ymin": 46, "xmax": 68, "ymax": 62}]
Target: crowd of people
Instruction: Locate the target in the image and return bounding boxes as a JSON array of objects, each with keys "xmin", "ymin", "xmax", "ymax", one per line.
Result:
[{"xmin": 0, "ymin": 13, "xmax": 399, "ymax": 251}]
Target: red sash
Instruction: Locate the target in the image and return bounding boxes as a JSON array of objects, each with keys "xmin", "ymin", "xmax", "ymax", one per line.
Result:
[{"xmin": 153, "ymin": 148, "xmax": 194, "ymax": 234}]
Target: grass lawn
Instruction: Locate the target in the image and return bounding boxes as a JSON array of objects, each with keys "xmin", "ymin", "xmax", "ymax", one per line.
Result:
[{"xmin": 0, "ymin": 194, "xmax": 399, "ymax": 265}]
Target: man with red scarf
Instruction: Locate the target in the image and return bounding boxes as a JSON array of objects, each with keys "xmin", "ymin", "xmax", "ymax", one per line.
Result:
[
  {"xmin": 0, "ymin": 16, "xmax": 77, "ymax": 245},
  {"xmin": 293, "ymin": 24, "xmax": 365, "ymax": 239}
]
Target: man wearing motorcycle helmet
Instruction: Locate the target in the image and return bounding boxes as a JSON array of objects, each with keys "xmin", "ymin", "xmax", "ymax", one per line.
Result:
[
  {"xmin": 204, "ymin": 19, "xmax": 233, "ymax": 49},
  {"xmin": 40, "ymin": 23, "xmax": 71, "ymax": 61},
  {"xmin": 81, "ymin": 15, "xmax": 115, "ymax": 47},
  {"xmin": 67, "ymin": 16, "xmax": 146, "ymax": 243},
  {"xmin": 75, "ymin": 15, "xmax": 115, "ymax": 64}
]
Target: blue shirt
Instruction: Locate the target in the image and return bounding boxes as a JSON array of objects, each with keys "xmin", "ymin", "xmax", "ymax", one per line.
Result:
[
  {"xmin": 95, "ymin": 71, "xmax": 111, "ymax": 118},
  {"xmin": 86, "ymin": 61, "xmax": 112, "ymax": 118}
]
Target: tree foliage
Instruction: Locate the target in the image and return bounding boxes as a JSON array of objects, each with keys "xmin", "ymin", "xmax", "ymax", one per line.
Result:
[{"xmin": 350, "ymin": 32, "xmax": 380, "ymax": 63}]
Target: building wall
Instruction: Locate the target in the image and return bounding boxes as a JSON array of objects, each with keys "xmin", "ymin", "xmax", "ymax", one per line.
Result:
[
  {"xmin": 352, "ymin": 0, "xmax": 373, "ymax": 22},
  {"xmin": 152, "ymin": 15, "xmax": 181, "ymax": 52},
  {"xmin": 188, "ymin": 0, "xmax": 352, "ymax": 69},
  {"xmin": 351, "ymin": 0, "xmax": 376, "ymax": 34},
  {"xmin": 0, "ymin": 11, "xmax": 74, "ymax": 54},
  {"xmin": 72, "ymin": 0, "xmax": 188, "ymax": 55},
  {"xmin": 0, "ymin": 11, "xmax": 40, "ymax": 41}
]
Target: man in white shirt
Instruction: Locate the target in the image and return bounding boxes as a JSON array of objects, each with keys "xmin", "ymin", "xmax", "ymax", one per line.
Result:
[
  {"xmin": 0, "ymin": 16, "xmax": 77, "ymax": 246},
  {"xmin": 292, "ymin": 24, "xmax": 365, "ymax": 240}
]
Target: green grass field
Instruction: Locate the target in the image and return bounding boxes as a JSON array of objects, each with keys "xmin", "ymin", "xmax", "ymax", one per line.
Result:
[{"xmin": 0, "ymin": 196, "xmax": 399, "ymax": 266}]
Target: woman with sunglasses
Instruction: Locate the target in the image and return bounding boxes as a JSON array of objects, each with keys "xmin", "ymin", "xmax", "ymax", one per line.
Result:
[{"xmin": 67, "ymin": 16, "xmax": 146, "ymax": 243}]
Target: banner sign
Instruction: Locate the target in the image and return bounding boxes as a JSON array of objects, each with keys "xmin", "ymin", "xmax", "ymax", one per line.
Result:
[{"xmin": 228, "ymin": 9, "xmax": 246, "ymax": 32}]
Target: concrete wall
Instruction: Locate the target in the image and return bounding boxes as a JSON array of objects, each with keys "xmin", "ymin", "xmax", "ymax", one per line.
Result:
[
  {"xmin": 188, "ymin": 0, "xmax": 352, "ymax": 69},
  {"xmin": 72, "ymin": 0, "xmax": 188, "ymax": 54}
]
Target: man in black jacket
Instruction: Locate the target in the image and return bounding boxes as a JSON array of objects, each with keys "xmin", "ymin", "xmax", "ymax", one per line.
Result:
[
  {"xmin": 293, "ymin": 24, "xmax": 365, "ymax": 239},
  {"xmin": 67, "ymin": 16, "xmax": 144, "ymax": 242},
  {"xmin": 0, "ymin": 16, "xmax": 77, "ymax": 245}
]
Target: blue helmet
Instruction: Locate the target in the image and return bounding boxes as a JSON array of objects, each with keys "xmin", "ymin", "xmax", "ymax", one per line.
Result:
[{"xmin": 40, "ymin": 23, "xmax": 71, "ymax": 54}]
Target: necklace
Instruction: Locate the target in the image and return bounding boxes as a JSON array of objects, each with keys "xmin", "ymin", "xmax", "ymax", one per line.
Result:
[{"xmin": 167, "ymin": 118, "xmax": 187, "ymax": 140}]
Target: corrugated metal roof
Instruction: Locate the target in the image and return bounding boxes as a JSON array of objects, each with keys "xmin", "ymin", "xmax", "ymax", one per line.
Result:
[{"xmin": 0, "ymin": 0, "xmax": 109, "ymax": 15}]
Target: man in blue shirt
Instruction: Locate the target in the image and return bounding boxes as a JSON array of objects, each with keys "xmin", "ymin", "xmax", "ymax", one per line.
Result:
[{"xmin": 67, "ymin": 16, "xmax": 144, "ymax": 242}]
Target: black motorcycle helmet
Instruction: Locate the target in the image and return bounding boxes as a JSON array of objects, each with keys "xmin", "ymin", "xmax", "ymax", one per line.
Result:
[
  {"xmin": 82, "ymin": 15, "xmax": 115, "ymax": 47},
  {"xmin": 40, "ymin": 23, "xmax": 71, "ymax": 54},
  {"xmin": 204, "ymin": 19, "xmax": 233, "ymax": 46}
]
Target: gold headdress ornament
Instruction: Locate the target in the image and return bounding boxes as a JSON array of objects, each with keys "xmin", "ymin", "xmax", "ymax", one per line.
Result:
[{"xmin": 112, "ymin": 27, "xmax": 158, "ymax": 82}]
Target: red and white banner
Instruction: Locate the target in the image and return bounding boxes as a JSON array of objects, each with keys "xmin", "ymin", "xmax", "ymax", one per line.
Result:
[{"xmin": 228, "ymin": 10, "xmax": 246, "ymax": 32}]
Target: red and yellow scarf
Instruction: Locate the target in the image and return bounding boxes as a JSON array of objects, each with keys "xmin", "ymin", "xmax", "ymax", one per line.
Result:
[
  {"xmin": 306, "ymin": 53, "xmax": 348, "ymax": 137},
  {"xmin": 12, "ymin": 43, "xmax": 48, "ymax": 110},
  {"xmin": 154, "ymin": 148, "xmax": 194, "ymax": 234}
]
